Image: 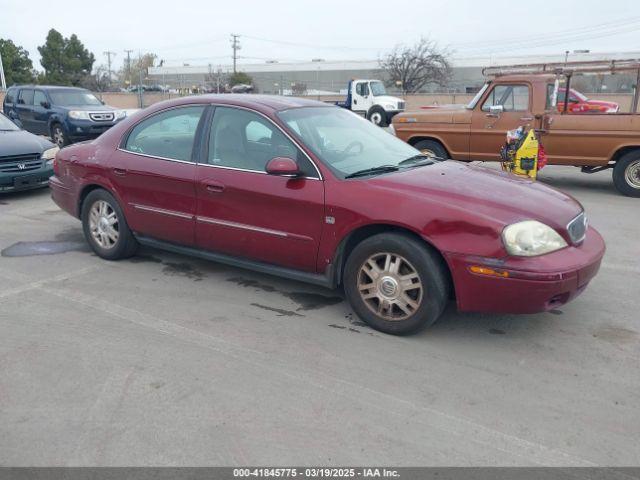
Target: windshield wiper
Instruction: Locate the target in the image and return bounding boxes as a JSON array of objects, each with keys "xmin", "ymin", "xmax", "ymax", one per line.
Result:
[
  {"xmin": 345, "ymin": 165, "xmax": 399, "ymax": 179},
  {"xmin": 398, "ymin": 154, "xmax": 439, "ymax": 167}
]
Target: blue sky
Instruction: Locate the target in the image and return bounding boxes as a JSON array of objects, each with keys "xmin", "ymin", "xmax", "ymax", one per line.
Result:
[{"xmin": 3, "ymin": 0, "xmax": 640, "ymax": 71}]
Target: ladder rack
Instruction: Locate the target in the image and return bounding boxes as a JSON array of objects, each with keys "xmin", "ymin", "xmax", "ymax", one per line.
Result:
[{"xmin": 482, "ymin": 58, "xmax": 640, "ymax": 77}]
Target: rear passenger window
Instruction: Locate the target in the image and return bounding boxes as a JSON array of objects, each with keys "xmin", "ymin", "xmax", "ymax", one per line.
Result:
[
  {"xmin": 124, "ymin": 106, "xmax": 205, "ymax": 161},
  {"xmin": 18, "ymin": 89, "xmax": 34, "ymax": 106}
]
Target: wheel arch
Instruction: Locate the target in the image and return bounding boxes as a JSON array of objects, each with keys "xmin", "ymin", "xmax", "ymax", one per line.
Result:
[
  {"xmin": 610, "ymin": 145, "xmax": 640, "ymax": 165},
  {"xmin": 77, "ymin": 181, "xmax": 123, "ymax": 218},
  {"xmin": 332, "ymin": 223, "xmax": 455, "ymax": 300}
]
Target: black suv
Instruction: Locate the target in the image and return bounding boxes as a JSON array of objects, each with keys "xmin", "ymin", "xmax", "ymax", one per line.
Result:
[{"xmin": 2, "ymin": 85, "xmax": 125, "ymax": 147}]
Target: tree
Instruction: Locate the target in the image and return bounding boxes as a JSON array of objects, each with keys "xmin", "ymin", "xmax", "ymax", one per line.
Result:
[
  {"xmin": 38, "ymin": 29, "xmax": 95, "ymax": 85},
  {"xmin": 0, "ymin": 38, "xmax": 35, "ymax": 85},
  {"xmin": 118, "ymin": 53, "xmax": 156, "ymax": 87},
  {"xmin": 81, "ymin": 64, "xmax": 111, "ymax": 92},
  {"xmin": 291, "ymin": 82, "xmax": 308, "ymax": 96},
  {"xmin": 228, "ymin": 71, "xmax": 253, "ymax": 87},
  {"xmin": 380, "ymin": 38, "xmax": 452, "ymax": 94}
]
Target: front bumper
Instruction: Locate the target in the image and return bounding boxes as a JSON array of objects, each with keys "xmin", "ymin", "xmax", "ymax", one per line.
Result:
[
  {"xmin": 64, "ymin": 119, "xmax": 118, "ymax": 141},
  {"xmin": 446, "ymin": 226, "xmax": 605, "ymax": 314},
  {"xmin": 0, "ymin": 163, "xmax": 54, "ymax": 193},
  {"xmin": 385, "ymin": 110, "xmax": 403, "ymax": 123}
]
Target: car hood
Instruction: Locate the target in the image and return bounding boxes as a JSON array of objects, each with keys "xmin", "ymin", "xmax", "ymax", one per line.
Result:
[
  {"xmin": 393, "ymin": 107, "xmax": 472, "ymax": 125},
  {"xmin": 585, "ymin": 99, "xmax": 618, "ymax": 108},
  {"xmin": 58, "ymin": 104, "xmax": 117, "ymax": 112},
  {"xmin": 0, "ymin": 129, "xmax": 55, "ymax": 156},
  {"xmin": 368, "ymin": 160, "xmax": 582, "ymax": 231}
]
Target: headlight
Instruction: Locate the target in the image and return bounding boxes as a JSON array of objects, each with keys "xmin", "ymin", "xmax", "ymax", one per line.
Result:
[
  {"xmin": 41, "ymin": 146, "xmax": 60, "ymax": 165},
  {"xmin": 114, "ymin": 110, "xmax": 126, "ymax": 120},
  {"xmin": 68, "ymin": 110, "xmax": 90, "ymax": 120},
  {"xmin": 502, "ymin": 220, "xmax": 567, "ymax": 256}
]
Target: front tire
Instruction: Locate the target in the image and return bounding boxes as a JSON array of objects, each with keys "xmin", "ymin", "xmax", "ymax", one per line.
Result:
[
  {"xmin": 413, "ymin": 139, "xmax": 449, "ymax": 160},
  {"xmin": 613, "ymin": 151, "xmax": 640, "ymax": 197},
  {"xmin": 343, "ymin": 233, "xmax": 449, "ymax": 335},
  {"xmin": 367, "ymin": 107, "xmax": 388, "ymax": 127},
  {"xmin": 51, "ymin": 123, "xmax": 70, "ymax": 148},
  {"xmin": 81, "ymin": 189, "xmax": 138, "ymax": 260}
]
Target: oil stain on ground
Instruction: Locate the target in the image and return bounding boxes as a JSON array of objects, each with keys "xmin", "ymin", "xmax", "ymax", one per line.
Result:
[
  {"xmin": 1, "ymin": 228, "xmax": 90, "ymax": 257},
  {"xmin": 162, "ymin": 262, "xmax": 205, "ymax": 281},
  {"xmin": 251, "ymin": 303, "xmax": 304, "ymax": 317},
  {"xmin": 593, "ymin": 325, "xmax": 638, "ymax": 344},
  {"xmin": 227, "ymin": 276, "xmax": 343, "ymax": 312}
]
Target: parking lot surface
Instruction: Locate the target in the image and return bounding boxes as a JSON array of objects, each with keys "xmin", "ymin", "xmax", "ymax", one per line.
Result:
[{"xmin": 0, "ymin": 165, "xmax": 638, "ymax": 466}]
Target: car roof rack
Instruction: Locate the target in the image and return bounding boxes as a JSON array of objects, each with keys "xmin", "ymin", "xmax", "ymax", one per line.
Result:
[{"xmin": 482, "ymin": 58, "xmax": 640, "ymax": 77}]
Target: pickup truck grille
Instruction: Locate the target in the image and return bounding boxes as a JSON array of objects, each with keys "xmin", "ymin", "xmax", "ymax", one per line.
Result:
[
  {"xmin": 567, "ymin": 212, "xmax": 587, "ymax": 244},
  {"xmin": 398, "ymin": 101, "xmax": 405, "ymax": 110},
  {"xmin": 0, "ymin": 154, "xmax": 42, "ymax": 173},
  {"xmin": 89, "ymin": 112, "xmax": 114, "ymax": 122}
]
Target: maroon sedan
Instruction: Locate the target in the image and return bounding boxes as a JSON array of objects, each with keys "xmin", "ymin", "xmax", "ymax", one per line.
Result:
[{"xmin": 50, "ymin": 95, "xmax": 605, "ymax": 335}]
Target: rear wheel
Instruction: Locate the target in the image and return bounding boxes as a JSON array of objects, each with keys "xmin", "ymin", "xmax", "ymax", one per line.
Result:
[
  {"xmin": 367, "ymin": 107, "xmax": 388, "ymax": 127},
  {"xmin": 613, "ymin": 151, "xmax": 640, "ymax": 197},
  {"xmin": 413, "ymin": 139, "xmax": 449, "ymax": 159},
  {"xmin": 81, "ymin": 189, "xmax": 138, "ymax": 260},
  {"xmin": 343, "ymin": 233, "xmax": 449, "ymax": 335},
  {"xmin": 51, "ymin": 123, "xmax": 70, "ymax": 148}
]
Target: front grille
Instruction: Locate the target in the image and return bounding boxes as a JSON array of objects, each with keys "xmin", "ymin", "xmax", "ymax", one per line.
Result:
[
  {"xmin": 0, "ymin": 153, "xmax": 42, "ymax": 173},
  {"xmin": 89, "ymin": 112, "xmax": 114, "ymax": 122},
  {"xmin": 398, "ymin": 101, "xmax": 406, "ymax": 110},
  {"xmin": 567, "ymin": 212, "xmax": 587, "ymax": 244}
]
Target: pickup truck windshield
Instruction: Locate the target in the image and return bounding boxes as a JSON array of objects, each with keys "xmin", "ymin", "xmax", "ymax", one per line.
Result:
[
  {"xmin": 278, "ymin": 107, "xmax": 423, "ymax": 179},
  {"xmin": 370, "ymin": 81, "xmax": 387, "ymax": 96},
  {"xmin": 49, "ymin": 91, "xmax": 102, "ymax": 107},
  {"xmin": 0, "ymin": 113, "xmax": 19, "ymax": 131},
  {"xmin": 467, "ymin": 83, "xmax": 490, "ymax": 109}
]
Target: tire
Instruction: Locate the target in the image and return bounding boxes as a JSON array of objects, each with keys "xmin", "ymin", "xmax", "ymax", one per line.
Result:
[
  {"xmin": 343, "ymin": 232, "xmax": 450, "ymax": 335},
  {"xmin": 367, "ymin": 106, "xmax": 388, "ymax": 127},
  {"xmin": 51, "ymin": 123, "xmax": 70, "ymax": 148},
  {"xmin": 413, "ymin": 139, "xmax": 449, "ymax": 160},
  {"xmin": 81, "ymin": 189, "xmax": 138, "ymax": 260},
  {"xmin": 612, "ymin": 151, "xmax": 640, "ymax": 197}
]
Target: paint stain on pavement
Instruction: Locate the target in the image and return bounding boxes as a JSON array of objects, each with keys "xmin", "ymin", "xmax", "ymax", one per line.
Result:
[
  {"xmin": 593, "ymin": 325, "xmax": 638, "ymax": 344},
  {"xmin": 1, "ymin": 240, "xmax": 89, "ymax": 257}
]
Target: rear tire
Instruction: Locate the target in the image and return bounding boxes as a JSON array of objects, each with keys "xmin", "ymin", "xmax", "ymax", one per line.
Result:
[
  {"xmin": 613, "ymin": 151, "xmax": 640, "ymax": 197},
  {"xmin": 367, "ymin": 106, "xmax": 388, "ymax": 127},
  {"xmin": 81, "ymin": 189, "xmax": 138, "ymax": 260},
  {"xmin": 413, "ymin": 139, "xmax": 449, "ymax": 160},
  {"xmin": 343, "ymin": 232, "xmax": 449, "ymax": 335}
]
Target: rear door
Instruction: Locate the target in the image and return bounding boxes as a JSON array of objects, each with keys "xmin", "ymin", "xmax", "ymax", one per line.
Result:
[
  {"xmin": 195, "ymin": 106, "xmax": 324, "ymax": 272},
  {"xmin": 111, "ymin": 104, "xmax": 207, "ymax": 246},
  {"xmin": 470, "ymin": 83, "xmax": 532, "ymax": 161}
]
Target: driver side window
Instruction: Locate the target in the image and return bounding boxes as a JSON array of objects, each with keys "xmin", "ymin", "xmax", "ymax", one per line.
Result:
[
  {"xmin": 355, "ymin": 82, "xmax": 369, "ymax": 96},
  {"xmin": 481, "ymin": 85, "xmax": 529, "ymax": 112}
]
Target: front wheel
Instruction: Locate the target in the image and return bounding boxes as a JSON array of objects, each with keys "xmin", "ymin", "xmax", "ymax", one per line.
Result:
[
  {"xmin": 51, "ymin": 123, "xmax": 70, "ymax": 148},
  {"xmin": 367, "ymin": 107, "xmax": 388, "ymax": 127},
  {"xmin": 81, "ymin": 189, "xmax": 138, "ymax": 260},
  {"xmin": 613, "ymin": 152, "xmax": 640, "ymax": 197},
  {"xmin": 343, "ymin": 233, "xmax": 450, "ymax": 335},
  {"xmin": 413, "ymin": 139, "xmax": 449, "ymax": 160}
]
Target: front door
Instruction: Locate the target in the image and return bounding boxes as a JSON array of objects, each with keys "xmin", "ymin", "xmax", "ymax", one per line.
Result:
[
  {"xmin": 351, "ymin": 81, "xmax": 373, "ymax": 116},
  {"xmin": 195, "ymin": 106, "xmax": 324, "ymax": 272},
  {"xmin": 110, "ymin": 105, "xmax": 206, "ymax": 246},
  {"xmin": 31, "ymin": 90, "xmax": 49, "ymax": 135},
  {"xmin": 470, "ymin": 83, "xmax": 532, "ymax": 162}
]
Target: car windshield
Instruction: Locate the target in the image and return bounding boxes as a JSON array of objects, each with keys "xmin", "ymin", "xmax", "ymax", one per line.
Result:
[
  {"xmin": 467, "ymin": 83, "xmax": 490, "ymax": 109},
  {"xmin": 370, "ymin": 81, "xmax": 387, "ymax": 96},
  {"xmin": 49, "ymin": 90, "xmax": 102, "ymax": 106},
  {"xmin": 277, "ymin": 107, "xmax": 426, "ymax": 179},
  {"xmin": 0, "ymin": 113, "xmax": 19, "ymax": 131}
]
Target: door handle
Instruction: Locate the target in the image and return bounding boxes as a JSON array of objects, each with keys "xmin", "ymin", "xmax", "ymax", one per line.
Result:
[
  {"xmin": 203, "ymin": 180, "xmax": 225, "ymax": 193},
  {"xmin": 113, "ymin": 168, "xmax": 127, "ymax": 176}
]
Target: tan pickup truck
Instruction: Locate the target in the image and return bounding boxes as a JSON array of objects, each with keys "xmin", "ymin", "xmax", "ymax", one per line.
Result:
[{"xmin": 392, "ymin": 71, "xmax": 640, "ymax": 197}]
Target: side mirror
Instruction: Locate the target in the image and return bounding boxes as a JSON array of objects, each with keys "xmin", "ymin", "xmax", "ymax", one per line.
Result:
[
  {"xmin": 489, "ymin": 105, "xmax": 504, "ymax": 116},
  {"xmin": 265, "ymin": 157, "xmax": 300, "ymax": 177},
  {"xmin": 41, "ymin": 101, "xmax": 51, "ymax": 109}
]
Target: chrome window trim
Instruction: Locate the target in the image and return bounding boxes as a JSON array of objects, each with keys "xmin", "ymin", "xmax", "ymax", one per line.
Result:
[
  {"xmin": 196, "ymin": 215, "xmax": 313, "ymax": 242},
  {"xmin": 203, "ymin": 103, "xmax": 323, "ymax": 180},
  {"xmin": 130, "ymin": 203, "xmax": 194, "ymax": 220},
  {"xmin": 116, "ymin": 149, "xmax": 196, "ymax": 164}
]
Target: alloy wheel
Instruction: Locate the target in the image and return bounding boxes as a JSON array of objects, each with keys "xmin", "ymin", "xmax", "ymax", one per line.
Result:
[
  {"xmin": 52, "ymin": 127, "xmax": 65, "ymax": 148},
  {"xmin": 357, "ymin": 252, "xmax": 423, "ymax": 321},
  {"xmin": 88, "ymin": 200, "xmax": 119, "ymax": 249}
]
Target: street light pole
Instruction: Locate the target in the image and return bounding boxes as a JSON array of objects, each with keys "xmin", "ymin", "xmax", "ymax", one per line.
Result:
[{"xmin": 0, "ymin": 51, "xmax": 6, "ymax": 91}]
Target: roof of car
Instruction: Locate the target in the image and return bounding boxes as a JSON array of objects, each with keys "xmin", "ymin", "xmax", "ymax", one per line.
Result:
[
  {"xmin": 9, "ymin": 85, "xmax": 89, "ymax": 91},
  {"xmin": 151, "ymin": 94, "xmax": 332, "ymax": 114}
]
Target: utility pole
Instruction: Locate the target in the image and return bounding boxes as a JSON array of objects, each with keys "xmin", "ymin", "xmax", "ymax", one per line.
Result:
[
  {"xmin": 230, "ymin": 34, "xmax": 241, "ymax": 74},
  {"xmin": 103, "ymin": 50, "xmax": 116, "ymax": 83},
  {"xmin": 0, "ymin": 51, "xmax": 6, "ymax": 91},
  {"xmin": 124, "ymin": 49, "xmax": 134, "ymax": 88},
  {"xmin": 137, "ymin": 53, "xmax": 143, "ymax": 108}
]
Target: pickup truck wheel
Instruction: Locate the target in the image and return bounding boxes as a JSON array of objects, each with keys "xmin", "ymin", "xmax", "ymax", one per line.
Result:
[
  {"xmin": 343, "ymin": 233, "xmax": 449, "ymax": 335},
  {"xmin": 51, "ymin": 123, "xmax": 70, "ymax": 148},
  {"xmin": 413, "ymin": 139, "xmax": 449, "ymax": 159},
  {"xmin": 613, "ymin": 152, "xmax": 640, "ymax": 197},
  {"xmin": 367, "ymin": 107, "xmax": 387, "ymax": 127},
  {"xmin": 81, "ymin": 189, "xmax": 138, "ymax": 260}
]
